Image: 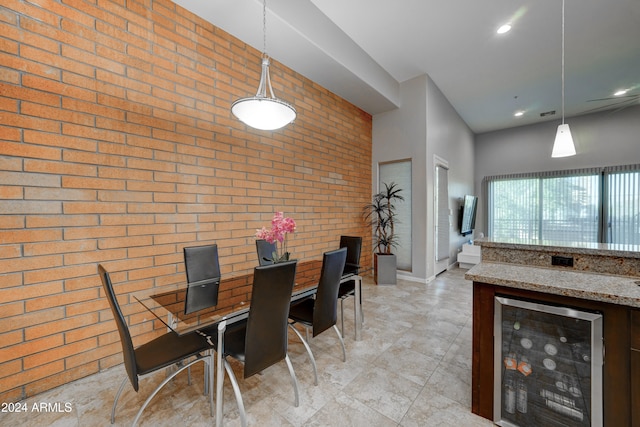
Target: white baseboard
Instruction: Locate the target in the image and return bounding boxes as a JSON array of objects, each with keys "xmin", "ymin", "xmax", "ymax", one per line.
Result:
[{"xmin": 396, "ymin": 273, "xmax": 430, "ymax": 284}]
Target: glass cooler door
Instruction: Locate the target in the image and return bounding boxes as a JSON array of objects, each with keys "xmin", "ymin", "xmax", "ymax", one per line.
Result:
[{"xmin": 494, "ymin": 296, "xmax": 603, "ymax": 427}]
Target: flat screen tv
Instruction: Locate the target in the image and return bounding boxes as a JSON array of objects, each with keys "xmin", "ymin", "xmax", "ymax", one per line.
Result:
[{"xmin": 459, "ymin": 195, "xmax": 478, "ymax": 236}]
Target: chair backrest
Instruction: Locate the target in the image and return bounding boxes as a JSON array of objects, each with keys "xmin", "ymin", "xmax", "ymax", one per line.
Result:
[
  {"xmin": 255, "ymin": 239, "xmax": 277, "ymax": 266},
  {"xmin": 243, "ymin": 260, "xmax": 297, "ymax": 378},
  {"xmin": 312, "ymin": 247, "xmax": 348, "ymax": 337},
  {"xmin": 98, "ymin": 264, "xmax": 140, "ymax": 391},
  {"xmin": 339, "ymin": 236, "xmax": 362, "ymax": 276},
  {"xmin": 183, "ymin": 244, "xmax": 221, "ymax": 314}
]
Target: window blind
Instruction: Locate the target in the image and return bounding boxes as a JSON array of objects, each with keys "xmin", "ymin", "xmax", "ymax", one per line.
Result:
[
  {"xmin": 485, "ymin": 168, "xmax": 600, "ymax": 243},
  {"xmin": 605, "ymin": 165, "xmax": 640, "ymax": 245},
  {"xmin": 485, "ymin": 165, "xmax": 640, "ymax": 244}
]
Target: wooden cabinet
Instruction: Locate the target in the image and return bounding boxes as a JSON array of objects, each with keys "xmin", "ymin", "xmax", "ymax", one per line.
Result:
[
  {"xmin": 631, "ymin": 310, "xmax": 640, "ymax": 427},
  {"xmin": 472, "ymin": 282, "xmax": 632, "ymax": 426}
]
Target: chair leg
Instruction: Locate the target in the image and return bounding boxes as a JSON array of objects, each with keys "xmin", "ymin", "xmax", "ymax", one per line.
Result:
[
  {"xmin": 203, "ymin": 363, "xmax": 209, "ymax": 396},
  {"xmin": 340, "ymin": 297, "xmax": 345, "ymax": 337},
  {"xmin": 352, "ymin": 294, "xmax": 358, "ymax": 339},
  {"xmin": 288, "ymin": 323, "xmax": 318, "ymax": 386},
  {"xmin": 359, "ymin": 281, "xmax": 364, "ymax": 324},
  {"xmin": 202, "ymin": 349, "xmax": 214, "ymax": 416},
  {"xmin": 110, "ymin": 376, "xmax": 128, "ymax": 424},
  {"xmin": 284, "ymin": 354, "xmax": 300, "ymax": 407},
  {"xmin": 223, "ymin": 358, "xmax": 247, "ymax": 427},
  {"xmin": 333, "ymin": 325, "xmax": 346, "ymax": 362},
  {"xmin": 132, "ymin": 356, "xmax": 208, "ymax": 427}
]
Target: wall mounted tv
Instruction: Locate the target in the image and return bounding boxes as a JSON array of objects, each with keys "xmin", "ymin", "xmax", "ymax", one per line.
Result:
[{"xmin": 459, "ymin": 195, "xmax": 478, "ymax": 236}]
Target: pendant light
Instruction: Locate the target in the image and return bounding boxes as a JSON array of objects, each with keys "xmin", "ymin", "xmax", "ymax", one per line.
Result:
[
  {"xmin": 552, "ymin": 0, "xmax": 576, "ymax": 158},
  {"xmin": 231, "ymin": 0, "xmax": 296, "ymax": 131}
]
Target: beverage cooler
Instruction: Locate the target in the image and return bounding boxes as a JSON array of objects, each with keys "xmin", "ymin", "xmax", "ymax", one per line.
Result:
[{"xmin": 494, "ymin": 296, "xmax": 604, "ymax": 427}]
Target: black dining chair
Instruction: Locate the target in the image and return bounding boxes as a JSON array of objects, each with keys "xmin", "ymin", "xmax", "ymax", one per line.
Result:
[
  {"xmin": 183, "ymin": 244, "xmax": 221, "ymax": 314},
  {"xmin": 98, "ymin": 264, "xmax": 213, "ymax": 427},
  {"xmin": 255, "ymin": 239, "xmax": 277, "ymax": 266},
  {"xmin": 211, "ymin": 260, "xmax": 299, "ymax": 427},
  {"xmin": 337, "ymin": 236, "xmax": 363, "ymax": 336},
  {"xmin": 288, "ymin": 247, "xmax": 347, "ymax": 386}
]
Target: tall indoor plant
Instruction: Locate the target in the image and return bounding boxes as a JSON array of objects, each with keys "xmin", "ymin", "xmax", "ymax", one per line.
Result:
[{"xmin": 363, "ymin": 182, "xmax": 404, "ymax": 284}]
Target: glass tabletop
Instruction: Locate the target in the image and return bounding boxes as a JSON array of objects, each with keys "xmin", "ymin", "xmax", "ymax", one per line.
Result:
[{"xmin": 133, "ymin": 259, "xmax": 324, "ymax": 335}]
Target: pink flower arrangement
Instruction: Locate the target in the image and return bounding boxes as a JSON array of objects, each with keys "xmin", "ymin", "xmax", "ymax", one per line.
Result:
[{"xmin": 255, "ymin": 212, "xmax": 296, "ymax": 262}]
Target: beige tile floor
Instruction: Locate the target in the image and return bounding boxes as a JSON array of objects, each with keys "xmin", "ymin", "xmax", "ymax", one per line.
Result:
[{"xmin": 1, "ymin": 267, "xmax": 495, "ymax": 427}]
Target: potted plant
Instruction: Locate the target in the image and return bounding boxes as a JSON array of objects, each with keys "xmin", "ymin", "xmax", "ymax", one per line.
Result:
[
  {"xmin": 363, "ymin": 182, "xmax": 404, "ymax": 285},
  {"xmin": 255, "ymin": 212, "xmax": 296, "ymax": 263}
]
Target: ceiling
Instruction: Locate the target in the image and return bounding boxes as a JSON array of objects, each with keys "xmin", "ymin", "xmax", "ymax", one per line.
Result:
[{"xmin": 173, "ymin": 0, "xmax": 640, "ymax": 134}]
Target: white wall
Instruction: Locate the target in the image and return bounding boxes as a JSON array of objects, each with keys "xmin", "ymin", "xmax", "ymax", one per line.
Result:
[
  {"xmin": 426, "ymin": 76, "xmax": 475, "ymax": 277},
  {"xmin": 373, "ymin": 74, "xmax": 475, "ymax": 282},
  {"xmin": 373, "ymin": 75, "xmax": 428, "ymax": 280},
  {"xmin": 474, "ymin": 104, "xmax": 640, "ymax": 234}
]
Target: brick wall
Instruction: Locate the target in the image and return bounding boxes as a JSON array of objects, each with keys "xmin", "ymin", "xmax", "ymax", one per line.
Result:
[{"xmin": 0, "ymin": 0, "xmax": 372, "ymax": 401}]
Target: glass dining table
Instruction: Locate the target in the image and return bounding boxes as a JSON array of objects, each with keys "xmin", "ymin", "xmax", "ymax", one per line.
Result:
[{"xmin": 133, "ymin": 259, "xmax": 363, "ymax": 426}]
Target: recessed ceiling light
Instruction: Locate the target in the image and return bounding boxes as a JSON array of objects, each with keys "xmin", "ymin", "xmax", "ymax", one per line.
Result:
[
  {"xmin": 614, "ymin": 89, "xmax": 628, "ymax": 96},
  {"xmin": 497, "ymin": 24, "xmax": 512, "ymax": 34},
  {"xmin": 514, "ymin": 111, "xmax": 524, "ymax": 117}
]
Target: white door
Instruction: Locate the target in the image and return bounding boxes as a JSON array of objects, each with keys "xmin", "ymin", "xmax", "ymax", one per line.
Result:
[{"xmin": 434, "ymin": 157, "xmax": 449, "ymax": 275}]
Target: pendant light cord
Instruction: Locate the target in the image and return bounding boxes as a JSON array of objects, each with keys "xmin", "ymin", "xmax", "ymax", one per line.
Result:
[
  {"xmin": 262, "ymin": 0, "xmax": 268, "ymax": 58},
  {"xmin": 561, "ymin": 0, "xmax": 565, "ymax": 125}
]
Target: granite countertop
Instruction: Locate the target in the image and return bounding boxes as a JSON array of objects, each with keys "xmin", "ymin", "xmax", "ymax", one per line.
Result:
[
  {"xmin": 474, "ymin": 237, "xmax": 640, "ymax": 259},
  {"xmin": 465, "ymin": 262, "xmax": 640, "ymax": 308}
]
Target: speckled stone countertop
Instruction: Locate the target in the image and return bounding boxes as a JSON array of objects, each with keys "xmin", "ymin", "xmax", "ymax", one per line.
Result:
[
  {"xmin": 465, "ymin": 238, "xmax": 640, "ymax": 308},
  {"xmin": 466, "ymin": 262, "xmax": 640, "ymax": 308},
  {"xmin": 476, "ymin": 237, "xmax": 640, "ymax": 259},
  {"xmin": 473, "ymin": 238, "xmax": 640, "ymax": 277}
]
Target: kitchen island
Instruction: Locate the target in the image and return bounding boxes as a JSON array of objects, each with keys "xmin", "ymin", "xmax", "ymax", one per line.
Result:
[{"xmin": 465, "ymin": 238, "xmax": 640, "ymax": 426}]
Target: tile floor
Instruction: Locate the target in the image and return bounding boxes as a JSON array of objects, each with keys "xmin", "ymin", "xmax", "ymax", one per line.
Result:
[{"xmin": 1, "ymin": 267, "xmax": 495, "ymax": 427}]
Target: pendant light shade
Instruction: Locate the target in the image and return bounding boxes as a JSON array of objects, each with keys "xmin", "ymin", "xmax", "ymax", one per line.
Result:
[
  {"xmin": 552, "ymin": 0, "xmax": 576, "ymax": 158},
  {"xmin": 552, "ymin": 124, "xmax": 576, "ymax": 157},
  {"xmin": 231, "ymin": 57, "xmax": 296, "ymax": 131},
  {"xmin": 231, "ymin": 0, "xmax": 296, "ymax": 131}
]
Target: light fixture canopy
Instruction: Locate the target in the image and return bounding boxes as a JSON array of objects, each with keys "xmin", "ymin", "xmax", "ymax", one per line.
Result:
[
  {"xmin": 552, "ymin": 0, "xmax": 576, "ymax": 158},
  {"xmin": 231, "ymin": 0, "xmax": 296, "ymax": 131}
]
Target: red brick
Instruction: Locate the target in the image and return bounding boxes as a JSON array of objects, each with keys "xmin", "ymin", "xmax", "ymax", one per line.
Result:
[
  {"xmin": 98, "ymin": 235, "xmax": 153, "ymax": 249},
  {"xmin": 23, "ymin": 264, "xmax": 95, "ymax": 286},
  {"xmin": 0, "ymin": 0, "xmax": 372, "ymax": 401},
  {"xmin": 72, "ymin": 0, "xmax": 127, "ymax": 29},
  {"xmin": 28, "ymin": 0, "xmax": 95, "ymax": 27},
  {"xmin": 0, "ymin": 51, "xmax": 62, "ymax": 81},
  {"xmin": 62, "ymin": 123, "xmax": 126, "ymax": 145},
  {"xmin": 64, "ymin": 71, "xmax": 126, "ymax": 99},
  {"xmin": 0, "ymin": 360, "xmax": 65, "ymax": 394},
  {"xmin": 0, "ymin": 358, "xmax": 22, "ymax": 380},
  {"xmin": 25, "ymin": 312, "xmax": 98, "ymax": 342},
  {"xmin": 0, "ymin": 334, "xmax": 64, "ymax": 363},
  {"xmin": 0, "ymin": 304, "xmax": 42, "ymax": 332},
  {"xmin": 95, "ymin": 19, "xmax": 143, "ymax": 48},
  {"xmin": 25, "ymin": 361, "xmax": 99, "ymax": 396},
  {"xmin": 26, "ymin": 214, "xmax": 99, "ymax": 228},
  {"xmin": 63, "ymin": 225, "xmax": 126, "ymax": 241},
  {"xmin": 61, "ymin": 176, "xmax": 124, "ymax": 190},
  {"xmin": 0, "ymin": 140, "xmax": 62, "ymax": 161}
]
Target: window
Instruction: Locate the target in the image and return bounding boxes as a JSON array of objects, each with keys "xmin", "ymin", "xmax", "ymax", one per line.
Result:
[
  {"xmin": 606, "ymin": 165, "xmax": 640, "ymax": 245},
  {"xmin": 379, "ymin": 159, "xmax": 412, "ymax": 271},
  {"xmin": 485, "ymin": 165, "xmax": 640, "ymax": 245}
]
